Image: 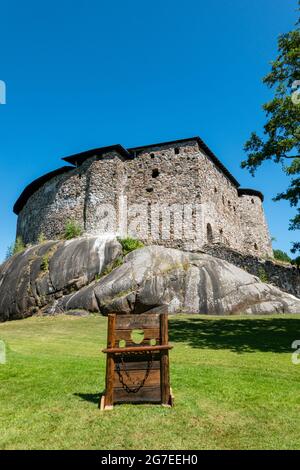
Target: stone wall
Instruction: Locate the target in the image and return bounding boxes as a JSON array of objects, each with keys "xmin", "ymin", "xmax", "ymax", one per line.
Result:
[
  {"xmin": 201, "ymin": 243, "xmax": 300, "ymax": 298},
  {"xmin": 16, "ymin": 141, "xmax": 273, "ymax": 258},
  {"xmin": 238, "ymin": 194, "xmax": 273, "ymax": 257}
]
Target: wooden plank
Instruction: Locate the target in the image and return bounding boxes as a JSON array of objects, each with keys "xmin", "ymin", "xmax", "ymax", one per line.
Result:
[
  {"xmin": 103, "ymin": 344, "xmax": 172, "ymax": 354},
  {"xmin": 115, "ymin": 314, "xmax": 160, "ymax": 330},
  {"xmin": 104, "ymin": 314, "xmax": 116, "ymax": 408},
  {"xmin": 114, "ymin": 385, "xmax": 161, "ymax": 403},
  {"xmin": 160, "ymin": 313, "xmax": 171, "ymax": 406},
  {"xmin": 114, "ymin": 351, "xmax": 161, "ymax": 370},
  {"xmin": 115, "ymin": 328, "xmax": 160, "ymax": 342},
  {"xmin": 116, "ymin": 341, "xmax": 160, "ymax": 349},
  {"xmin": 114, "ymin": 360, "xmax": 161, "ymax": 371},
  {"xmin": 114, "ymin": 369, "xmax": 160, "ymax": 388}
]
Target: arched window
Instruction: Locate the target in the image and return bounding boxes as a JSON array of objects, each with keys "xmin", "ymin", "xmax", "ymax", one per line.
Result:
[
  {"xmin": 254, "ymin": 243, "xmax": 258, "ymax": 250},
  {"xmin": 207, "ymin": 223, "xmax": 213, "ymax": 243},
  {"xmin": 174, "ymin": 147, "xmax": 180, "ymax": 155}
]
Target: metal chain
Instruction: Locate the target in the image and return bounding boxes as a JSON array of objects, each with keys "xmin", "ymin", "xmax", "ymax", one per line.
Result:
[{"xmin": 116, "ymin": 351, "xmax": 153, "ymax": 394}]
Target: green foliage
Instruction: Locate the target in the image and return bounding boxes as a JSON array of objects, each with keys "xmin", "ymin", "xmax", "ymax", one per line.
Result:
[
  {"xmin": 5, "ymin": 245, "xmax": 13, "ymax": 261},
  {"xmin": 1, "ymin": 314, "xmax": 300, "ymax": 449},
  {"xmin": 5, "ymin": 237, "xmax": 26, "ymax": 260},
  {"xmin": 63, "ymin": 220, "xmax": 83, "ymax": 240},
  {"xmin": 258, "ymin": 266, "xmax": 268, "ymax": 283},
  {"xmin": 13, "ymin": 236, "xmax": 26, "ymax": 255},
  {"xmin": 241, "ymin": 10, "xmax": 300, "ymax": 253},
  {"xmin": 273, "ymin": 249, "xmax": 292, "ymax": 263},
  {"xmin": 40, "ymin": 255, "xmax": 49, "ymax": 272},
  {"xmin": 37, "ymin": 233, "xmax": 47, "ymax": 244},
  {"xmin": 118, "ymin": 237, "xmax": 144, "ymax": 256},
  {"xmin": 101, "ymin": 256, "xmax": 123, "ymax": 277},
  {"xmin": 292, "ymin": 256, "xmax": 300, "ymax": 267}
]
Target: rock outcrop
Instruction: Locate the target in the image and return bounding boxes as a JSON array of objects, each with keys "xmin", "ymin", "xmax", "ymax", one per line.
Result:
[
  {"xmin": 0, "ymin": 236, "xmax": 122, "ymax": 321},
  {"xmin": 1, "ymin": 238, "xmax": 299, "ymax": 321}
]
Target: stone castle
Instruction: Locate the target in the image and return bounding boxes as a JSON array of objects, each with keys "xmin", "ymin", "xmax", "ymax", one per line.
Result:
[{"xmin": 14, "ymin": 137, "xmax": 273, "ymax": 258}]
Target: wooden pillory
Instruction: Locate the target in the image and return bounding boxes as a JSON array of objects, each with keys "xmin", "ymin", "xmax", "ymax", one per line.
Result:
[{"xmin": 100, "ymin": 310, "xmax": 173, "ymax": 410}]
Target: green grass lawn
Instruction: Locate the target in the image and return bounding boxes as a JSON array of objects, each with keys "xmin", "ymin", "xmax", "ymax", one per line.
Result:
[{"xmin": 1, "ymin": 314, "xmax": 300, "ymax": 450}]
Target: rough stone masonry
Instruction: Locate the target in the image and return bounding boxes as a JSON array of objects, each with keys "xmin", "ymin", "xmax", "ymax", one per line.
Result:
[{"xmin": 14, "ymin": 137, "xmax": 273, "ymax": 258}]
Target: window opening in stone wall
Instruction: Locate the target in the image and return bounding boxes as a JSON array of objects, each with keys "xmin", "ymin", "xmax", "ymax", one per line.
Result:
[
  {"xmin": 152, "ymin": 168, "xmax": 159, "ymax": 178},
  {"xmin": 254, "ymin": 243, "xmax": 258, "ymax": 250},
  {"xmin": 251, "ymin": 198, "xmax": 254, "ymax": 204},
  {"xmin": 174, "ymin": 147, "xmax": 180, "ymax": 155},
  {"xmin": 150, "ymin": 153, "xmax": 155, "ymax": 158},
  {"xmin": 207, "ymin": 223, "xmax": 213, "ymax": 243},
  {"xmin": 146, "ymin": 187, "xmax": 153, "ymax": 193}
]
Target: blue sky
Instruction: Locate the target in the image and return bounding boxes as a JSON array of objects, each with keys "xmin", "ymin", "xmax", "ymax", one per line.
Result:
[{"xmin": 0, "ymin": 0, "xmax": 298, "ymax": 262}]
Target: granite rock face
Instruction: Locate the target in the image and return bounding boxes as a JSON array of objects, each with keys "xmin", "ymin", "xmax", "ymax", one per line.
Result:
[
  {"xmin": 0, "ymin": 240, "xmax": 299, "ymax": 322},
  {"xmin": 57, "ymin": 245, "xmax": 300, "ymax": 316},
  {"xmin": 0, "ymin": 236, "xmax": 122, "ymax": 321}
]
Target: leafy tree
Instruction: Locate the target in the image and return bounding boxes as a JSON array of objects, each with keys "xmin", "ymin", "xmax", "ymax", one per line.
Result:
[
  {"xmin": 241, "ymin": 6, "xmax": 300, "ymax": 253},
  {"xmin": 5, "ymin": 236, "xmax": 26, "ymax": 260},
  {"xmin": 273, "ymin": 249, "xmax": 292, "ymax": 263}
]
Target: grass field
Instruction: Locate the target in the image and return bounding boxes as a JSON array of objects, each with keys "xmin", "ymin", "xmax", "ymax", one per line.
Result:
[{"xmin": 0, "ymin": 314, "xmax": 300, "ymax": 450}]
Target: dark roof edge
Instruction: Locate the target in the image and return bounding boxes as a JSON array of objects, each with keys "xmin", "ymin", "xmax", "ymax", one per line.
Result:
[
  {"xmin": 238, "ymin": 188, "xmax": 264, "ymax": 202},
  {"xmin": 62, "ymin": 144, "xmax": 132, "ymax": 166},
  {"xmin": 13, "ymin": 166, "xmax": 74, "ymax": 215},
  {"xmin": 129, "ymin": 136, "xmax": 240, "ymax": 188}
]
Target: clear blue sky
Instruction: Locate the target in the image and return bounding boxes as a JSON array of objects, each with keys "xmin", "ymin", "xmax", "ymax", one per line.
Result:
[{"xmin": 0, "ymin": 0, "xmax": 298, "ymax": 262}]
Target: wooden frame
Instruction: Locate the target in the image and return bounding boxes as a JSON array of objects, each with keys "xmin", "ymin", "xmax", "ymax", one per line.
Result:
[{"xmin": 100, "ymin": 311, "xmax": 173, "ymax": 410}]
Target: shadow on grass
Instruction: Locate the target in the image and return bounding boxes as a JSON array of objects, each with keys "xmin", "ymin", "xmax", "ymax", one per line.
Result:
[
  {"xmin": 169, "ymin": 317, "xmax": 300, "ymax": 353},
  {"xmin": 74, "ymin": 392, "xmax": 101, "ymax": 404}
]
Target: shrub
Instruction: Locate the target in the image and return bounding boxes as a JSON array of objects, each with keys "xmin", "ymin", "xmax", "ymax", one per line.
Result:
[
  {"xmin": 117, "ymin": 237, "xmax": 144, "ymax": 256},
  {"xmin": 292, "ymin": 256, "xmax": 300, "ymax": 268},
  {"xmin": 40, "ymin": 255, "xmax": 49, "ymax": 272},
  {"xmin": 5, "ymin": 237, "xmax": 26, "ymax": 260},
  {"xmin": 14, "ymin": 236, "xmax": 26, "ymax": 255},
  {"xmin": 101, "ymin": 256, "xmax": 123, "ymax": 277},
  {"xmin": 64, "ymin": 220, "xmax": 82, "ymax": 240},
  {"xmin": 258, "ymin": 266, "xmax": 268, "ymax": 283},
  {"xmin": 37, "ymin": 232, "xmax": 47, "ymax": 244},
  {"xmin": 273, "ymin": 249, "xmax": 292, "ymax": 263}
]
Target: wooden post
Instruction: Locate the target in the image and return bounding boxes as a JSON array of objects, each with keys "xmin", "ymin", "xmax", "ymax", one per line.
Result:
[
  {"xmin": 104, "ymin": 314, "xmax": 116, "ymax": 409},
  {"xmin": 160, "ymin": 313, "xmax": 171, "ymax": 406}
]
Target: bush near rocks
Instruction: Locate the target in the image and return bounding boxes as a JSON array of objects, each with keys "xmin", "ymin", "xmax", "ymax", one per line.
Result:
[
  {"xmin": 63, "ymin": 220, "xmax": 83, "ymax": 240},
  {"xmin": 117, "ymin": 237, "xmax": 144, "ymax": 256}
]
